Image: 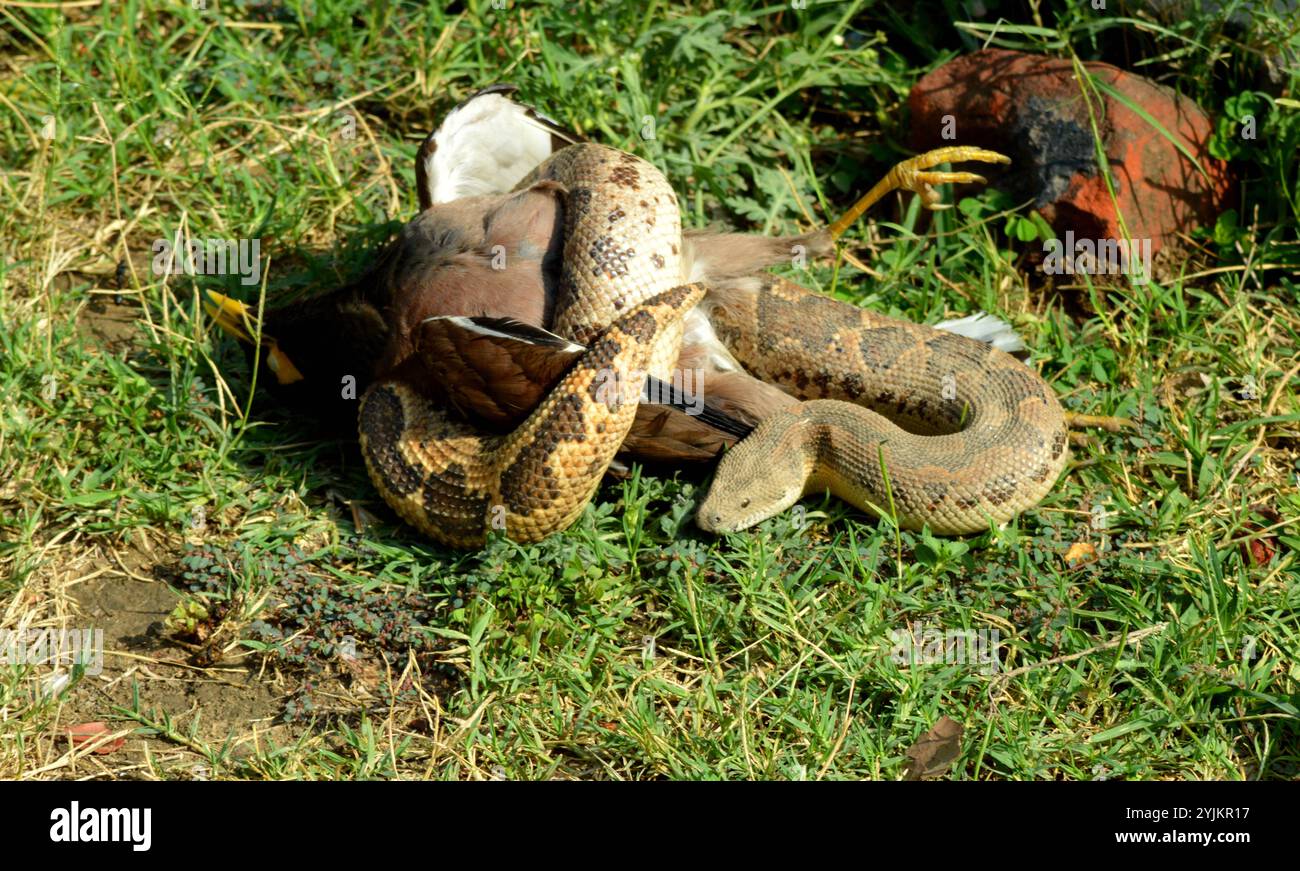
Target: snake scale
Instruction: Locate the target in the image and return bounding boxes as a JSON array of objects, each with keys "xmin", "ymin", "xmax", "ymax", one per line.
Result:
[{"xmin": 358, "ymin": 142, "xmax": 1069, "ymax": 546}]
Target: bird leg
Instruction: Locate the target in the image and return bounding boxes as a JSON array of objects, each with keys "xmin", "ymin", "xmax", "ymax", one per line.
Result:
[
  {"xmin": 664, "ymin": 148, "xmax": 1013, "ymax": 283},
  {"xmin": 827, "ymin": 146, "xmax": 1012, "ymax": 240}
]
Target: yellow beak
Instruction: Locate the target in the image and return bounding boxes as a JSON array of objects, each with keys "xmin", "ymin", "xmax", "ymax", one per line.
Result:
[{"xmin": 203, "ymin": 291, "xmax": 305, "ymax": 385}]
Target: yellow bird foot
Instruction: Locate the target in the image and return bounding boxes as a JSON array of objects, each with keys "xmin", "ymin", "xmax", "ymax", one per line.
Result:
[
  {"xmin": 903, "ymin": 171, "xmax": 990, "ymax": 210},
  {"xmin": 828, "ymin": 146, "xmax": 1012, "ymax": 240}
]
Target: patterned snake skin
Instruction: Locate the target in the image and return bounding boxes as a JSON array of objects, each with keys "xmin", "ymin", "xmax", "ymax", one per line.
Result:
[
  {"xmin": 359, "ymin": 143, "xmax": 1069, "ymax": 546},
  {"xmin": 359, "ymin": 144, "xmax": 693, "ymax": 546},
  {"xmin": 696, "ymin": 277, "xmax": 1068, "ymax": 533}
]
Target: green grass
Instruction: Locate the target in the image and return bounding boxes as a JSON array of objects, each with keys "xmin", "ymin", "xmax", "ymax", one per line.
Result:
[{"xmin": 1, "ymin": 0, "xmax": 1297, "ymax": 780}]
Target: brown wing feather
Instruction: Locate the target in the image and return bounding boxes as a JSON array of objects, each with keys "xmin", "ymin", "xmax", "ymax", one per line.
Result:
[{"xmin": 412, "ymin": 316, "xmax": 583, "ymax": 427}]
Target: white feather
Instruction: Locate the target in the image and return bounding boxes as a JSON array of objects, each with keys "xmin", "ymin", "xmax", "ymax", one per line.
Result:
[
  {"xmin": 934, "ymin": 311, "xmax": 1027, "ymax": 354},
  {"xmin": 424, "ymin": 93, "xmax": 556, "ymax": 204},
  {"xmin": 425, "ymin": 316, "xmax": 586, "ymax": 353},
  {"xmin": 683, "ymin": 306, "xmax": 743, "ymax": 373}
]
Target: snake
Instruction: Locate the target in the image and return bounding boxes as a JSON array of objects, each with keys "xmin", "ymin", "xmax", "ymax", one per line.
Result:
[
  {"xmin": 359, "ymin": 144, "xmax": 694, "ymax": 547},
  {"xmin": 357, "ymin": 142, "xmax": 1069, "ymax": 547},
  {"xmin": 696, "ymin": 276, "xmax": 1068, "ymax": 534}
]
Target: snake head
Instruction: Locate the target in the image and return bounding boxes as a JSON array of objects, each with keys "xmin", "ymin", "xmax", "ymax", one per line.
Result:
[{"xmin": 696, "ymin": 411, "xmax": 812, "ymax": 534}]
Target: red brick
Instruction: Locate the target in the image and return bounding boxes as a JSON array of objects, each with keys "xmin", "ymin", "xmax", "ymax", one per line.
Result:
[{"xmin": 908, "ymin": 48, "xmax": 1236, "ymax": 255}]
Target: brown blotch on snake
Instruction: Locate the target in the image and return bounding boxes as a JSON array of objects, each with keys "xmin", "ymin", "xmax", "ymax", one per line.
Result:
[
  {"xmin": 609, "ymin": 165, "xmax": 640, "ymax": 189},
  {"xmin": 357, "ymin": 386, "xmax": 421, "ymax": 497}
]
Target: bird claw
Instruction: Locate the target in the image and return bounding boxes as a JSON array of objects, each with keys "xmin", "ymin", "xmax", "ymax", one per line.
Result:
[
  {"xmin": 894, "ymin": 146, "xmax": 1011, "ymax": 173},
  {"xmin": 909, "ymin": 172, "xmax": 989, "ymax": 210},
  {"xmin": 827, "ymin": 146, "xmax": 1011, "ymax": 238},
  {"xmin": 894, "ymin": 157, "xmax": 1000, "ymax": 211}
]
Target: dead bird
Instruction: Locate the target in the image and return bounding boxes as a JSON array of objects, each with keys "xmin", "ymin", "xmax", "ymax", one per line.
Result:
[
  {"xmin": 207, "ymin": 85, "xmax": 812, "ymax": 457},
  {"xmin": 207, "ymin": 85, "xmax": 1015, "ymax": 461}
]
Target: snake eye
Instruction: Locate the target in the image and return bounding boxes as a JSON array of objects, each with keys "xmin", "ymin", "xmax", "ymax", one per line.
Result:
[{"xmin": 740, "ymin": 498, "xmax": 750, "ymax": 508}]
